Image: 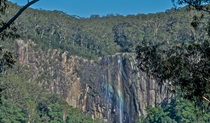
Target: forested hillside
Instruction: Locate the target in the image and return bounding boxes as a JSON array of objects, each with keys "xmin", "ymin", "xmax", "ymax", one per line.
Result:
[{"xmin": 3, "ymin": 2, "xmax": 199, "ymax": 59}]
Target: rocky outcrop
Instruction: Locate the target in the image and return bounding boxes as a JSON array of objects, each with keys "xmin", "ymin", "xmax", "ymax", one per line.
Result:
[{"xmin": 16, "ymin": 39, "xmax": 170, "ymax": 123}]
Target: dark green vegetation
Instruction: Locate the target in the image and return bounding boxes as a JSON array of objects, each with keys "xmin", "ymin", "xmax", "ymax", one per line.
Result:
[
  {"xmin": 137, "ymin": 0, "xmax": 210, "ymax": 122},
  {"xmin": 3, "ymin": 2, "xmax": 197, "ymax": 59},
  {"xmin": 0, "ymin": 0, "xmax": 18, "ymax": 106},
  {"xmin": 0, "ymin": 0, "xmax": 18, "ymax": 71},
  {"xmin": 0, "ymin": 1, "xmax": 100, "ymax": 123},
  {"xmin": 138, "ymin": 96, "xmax": 210, "ymax": 123},
  {"xmin": 0, "ymin": 66, "xmax": 100, "ymax": 123},
  {"xmin": 136, "ymin": 38, "xmax": 210, "ymax": 102},
  {"xmin": 136, "ymin": 0, "xmax": 210, "ymax": 104}
]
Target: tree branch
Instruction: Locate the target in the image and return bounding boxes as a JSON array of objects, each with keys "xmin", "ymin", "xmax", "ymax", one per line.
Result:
[
  {"xmin": 184, "ymin": 0, "xmax": 210, "ymax": 13},
  {"xmin": 202, "ymin": 96, "xmax": 210, "ymax": 103},
  {"xmin": 0, "ymin": 0, "xmax": 39, "ymax": 33}
]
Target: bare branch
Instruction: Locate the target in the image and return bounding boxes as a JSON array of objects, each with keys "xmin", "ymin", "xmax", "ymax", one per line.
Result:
[
  {"xmin": 202, "ymin": 96, "xmax": 210, "ymax": 103},
  {"xmin": 0, "ymin": 0, "xmax": 39, "ymax": 33}
]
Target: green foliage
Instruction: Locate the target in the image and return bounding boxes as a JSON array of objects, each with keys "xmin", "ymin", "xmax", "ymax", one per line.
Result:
[
  {"xmin": 0, "ymin": 99, "xmax": 27, "ymax": 123},
  {"xmin": 136, "ymin": 39, "xmax": 210, "ymax": 103},
  {"xmin": 0, "ymin": 71, "xmax": 99, "ymax": 123},
  {"xmin": 145, "ymin": 105, "xmax": 175, "ymax": 123},
  {"xmin": 0, "ymin": 0, "xmax": 19, "ymax": 40},
  {"xmin": 136, "ymin": 0, "xmax": 210, "ymax": 103},
  {"xmin": 136, "ymin": 1, "xmax": 210, "ymax": 104},
  {"xmin": 0, "ymin": 47, "xmax": 15, "ymax": 70},
  {"xmin": 139, "ymin": 97, "xmax": 210, "ymax": 123},
  {"xmin": 173, "ymin": 0, "xmax": 210, "ymax": 8},
  {"xmin": 0, "ymin": 0, "xmax": 19, "ymax": 104},
  {"xmin": 1, "ymin": 2, "xmax": 202, "ymax": 59}
]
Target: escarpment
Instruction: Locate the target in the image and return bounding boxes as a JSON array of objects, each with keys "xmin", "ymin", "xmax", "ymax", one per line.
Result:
[{"xmin": 16, "ymin": 39, "xmax": 170, "ymax": 123}]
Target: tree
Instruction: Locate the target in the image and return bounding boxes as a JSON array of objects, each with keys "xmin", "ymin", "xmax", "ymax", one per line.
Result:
[
  {"xmin": 172, "ymin": 0, "xmax": 210, "ymax": 9},
  {"xmin": 0, "ymin": 0, "xmax": 39, "ymax": 104},
  {"xmin": 136, "ymin": 0, "xmax": 210, "ymax": 105},
  {"xmin": 144, "ymin": 105, "xmax": 175, "ymax": 123},
  {"xmin": 138, "ymin": 97, "xmax": 210, "ymax": 123},
  {"xmin": 0, "ymin": 70, "xmax": 97, "ymax": 123},
  {"xmin": 0, "ymin": 0, "xmax": 39, "ymax": 34}
]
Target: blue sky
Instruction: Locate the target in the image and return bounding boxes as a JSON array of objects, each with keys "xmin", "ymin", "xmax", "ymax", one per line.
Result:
[{"xmin": 9, "ymin": 0, "xmax": 174, "ymax": 18}]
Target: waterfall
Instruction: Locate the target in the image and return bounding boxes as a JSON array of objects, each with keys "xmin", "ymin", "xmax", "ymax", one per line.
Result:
[
  {"xmin": 102, "ymin": 56, "xmax": 124, "ymax": 123},
  {"xmin": 104, "ymin": 57, "xmax": 112, "ymax": 122},
  {"xmin": 106, "ymin": 67, "xmax": 111, "ymax": 121},
  {"xmin": 117, "ymin": 55, "xmax": 123, "ymax": 123}
]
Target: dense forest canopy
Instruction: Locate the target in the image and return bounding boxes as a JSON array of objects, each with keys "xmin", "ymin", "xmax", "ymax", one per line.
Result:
[{"xmin": 0, "ymin": 1, "xmax": 199, "ymax": 59}]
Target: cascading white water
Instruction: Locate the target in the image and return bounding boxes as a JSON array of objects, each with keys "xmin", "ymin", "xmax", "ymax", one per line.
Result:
[
  {"xmin": 106, "ymin": 68, "xmax": 111, "ymax": 121},
  {"xmin": 104, "ymin": 57, "xmax": 112, "ymax": 122},
  {"xmin": 103, "ymin": 56, "xmax": 124, "ymax": 123},
  {"xmin": 117, "ymin": 55, "xmax": 123, "ymax": 123}
]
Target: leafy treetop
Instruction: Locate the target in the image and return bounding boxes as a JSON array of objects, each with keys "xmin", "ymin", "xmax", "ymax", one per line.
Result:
[{"xmin": 137, "ymin": 0, "xmax": 210, "ymax": 105}]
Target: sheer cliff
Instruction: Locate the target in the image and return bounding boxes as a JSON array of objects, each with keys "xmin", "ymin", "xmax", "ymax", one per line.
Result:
[{"xmin": 16, "ymin": 39, "xmax": 170, "ymax": 123}]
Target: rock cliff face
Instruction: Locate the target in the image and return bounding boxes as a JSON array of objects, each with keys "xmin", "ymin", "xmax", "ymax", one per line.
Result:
[{"xmin": 16, "ymin": 39, "xmax": 170, "ymax": 123}]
